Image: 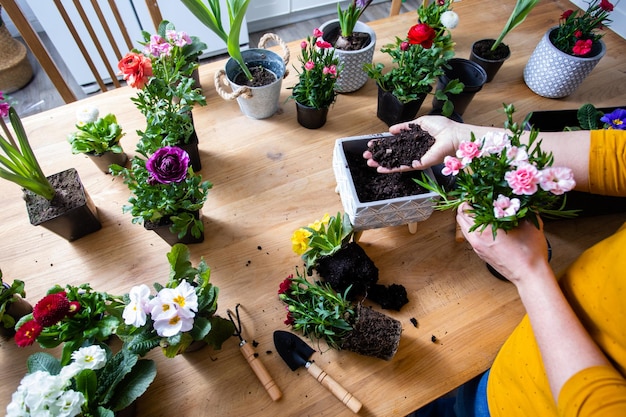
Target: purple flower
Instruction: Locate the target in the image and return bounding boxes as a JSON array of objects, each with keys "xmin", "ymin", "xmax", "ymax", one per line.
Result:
[
  {"xmin": 600, "ymin": 108, "xmax": 626, "ymax": 130},
  {"xmin": 0, "ymin": 91, "xmax": 9, "ymax": 118},
  {"xmin": 146, "ymin": 146, "xmax": 190, "ymax": 184}
]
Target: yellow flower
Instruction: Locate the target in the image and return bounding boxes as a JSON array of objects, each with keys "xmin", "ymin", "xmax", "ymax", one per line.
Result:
[
  {"xmin": 308, "ymin": 213, "xmax": 330, "ymax": 232},
  {"xmin": 291, "ymin": 228, "xmax": 312, "ymax": 255}
]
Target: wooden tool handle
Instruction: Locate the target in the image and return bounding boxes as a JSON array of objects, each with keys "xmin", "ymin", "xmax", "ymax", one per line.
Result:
[
  {"xmin": 306, "ymin": 362, "xmax": 362, "ymax": 414},
  {"xmin": 240, "ymin": 342, "xmax": 282, "ymax": 401}
]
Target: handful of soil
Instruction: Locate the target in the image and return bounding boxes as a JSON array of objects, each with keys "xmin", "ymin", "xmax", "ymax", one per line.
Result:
[{"xmin": 367, "ymin": 124, "xmax": 436, "ymax": 169}]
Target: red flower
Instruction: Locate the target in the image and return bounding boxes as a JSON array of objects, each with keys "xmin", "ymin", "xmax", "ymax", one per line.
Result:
[
  {"xmin": 574, "ymin": 30, "xmax": 583, "ymax": 38},
  {"xmin": 572, "ymin": 39, "xmax": 593, "ymax": 55},
  {"xmin": 561, "ymin": 9, "xmax": 574, "ymax": 19},
  {"xmin": 284, "ymin": 312, "xmax": 295, "ymax": 326},
  {"xmin": 315, "ymin": 40, "xmax": 332, "ymax": 49},
  {"xmin": 278, "ymin": 275, "xmax": 293, "ymax": 295},
  {"xmin": 14, "ymin": 320, "xmax": 43, "ymax": 347},
  {"xmin": 68, "ymin": 301, "xmax": 81, "ymax": 316},
  {"xmin": 407, "ymin": 23, "xmax": 436, "ymax": 49},
  {"xmin": 33, "ymin": 292, "xmax": 70, "ymax": 327},
  {"xmin": 600, "ymin": 0, "xmax": 614, "ymax": 11},
  {"xmin": 400, "ymin": 41, "xmax": 410, "ymax": 51},
  {"xmin": 118, "ymin": 52, "xmax": 153, "ymax": 89}
]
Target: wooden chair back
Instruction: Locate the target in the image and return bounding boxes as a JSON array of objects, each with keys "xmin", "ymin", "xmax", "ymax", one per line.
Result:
[
  {"xmin": 390, "ymin": 0, "xmax": 403, "ymax": 16},
  {"xmin": 0, "ymin": 0, "xmax": 163, "ymax": 103}
]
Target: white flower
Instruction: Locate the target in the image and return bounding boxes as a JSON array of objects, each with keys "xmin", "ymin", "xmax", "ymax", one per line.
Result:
[
  {"xmin": 440, "ymin": 11, "xmax": 459, "ymax": 29},
  {"xmin": 75, "ymin": 105, "xmax": 99, "ymax": 125},
  {"xmin": 159, "ymin": 281, "xmax": 198, "ymax": 314},
  {"xmin": 6, "ymin": 371, "xmax": 83, "ymax": 417},
  {"xmin": 123, "ymin": 284, "xmax": 152, "ymax": 327},
  {"xmin": 152, "ymin": 305, "xmax": 194, "ymax": 337},
  {"xmin": 55, "ymin": 390, "xmax": 85, "ymax": 417},
  {"xmin": 71, "ymin": 345, "xmax": 107, "ymax": 370},
  {"xmin": 480, "ymin": 131, "xmax": 510, "ymax": 155}
]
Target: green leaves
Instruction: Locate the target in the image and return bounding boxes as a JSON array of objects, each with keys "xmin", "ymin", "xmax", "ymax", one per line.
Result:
[
  {"xmin": 492, "ymin": 0, "xmax": 540, "ymax": 50},
  {"xmin": 181, "ymin": 0, "xmax": 253, "ymax": 80},
  {"xmin": 68, "ymin": 113, "xmax": 125, "ymax": 155}
]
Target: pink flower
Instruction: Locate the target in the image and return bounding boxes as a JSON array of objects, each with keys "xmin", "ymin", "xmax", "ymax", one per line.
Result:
[
  {"xmin": 304, "ymin": 61, "xmax": 315, "ymax": 71},
  {"xmin": 316, "ymin": 40, "xmax": 332, "ymax": 49},
  {"xmin": 441, "ymin": 155, "xmax": 464, "ymax": 176},
  {"xmin": 506, "ymin": 146, "xmax": 529, "ymax": 165},
  {"xmin": 456, "ymin": 140, "xmax": 481, "ymax": 164},
  {"xmin": 539, "ymin": 167, "xmax": 576, "ymax": 195},
  {"xmin": 167, "ymin": 30, "xmax": 191, "ymax": 47},
  {"xmin": 301, "ymin": 40, "xmax": 308, "ymax": 49},
  {"xmin": 505, "ymin": 163, "xmax": 540, "ymax": 195},
  {"xmin": 313, "ymin": 28, "xmax": 323, "ymax": 38},
  {"xmin": 400, "ymin": 41, "xmax": 410, "ymax": 51},
  {"xmin": 574, "ymin": 30, "xmax": 583, "ymax": 38},
  {"xmin": 323, "ymin": 65, "xmax": 338, "ymax": 77},
  {"xmin": 0, "ymin": 100, "xmax": 9, "ymax": 118},
  {"xmin": 493, "ymin": 194, "xmax": 521, "ymax": 218},
  {"xmin": 572, "ymin": 39, "xmax": 592, "ymax": 56},
  {"xmin": 480, "ymin": 131, "xmax": 509, "ymax": 155}
]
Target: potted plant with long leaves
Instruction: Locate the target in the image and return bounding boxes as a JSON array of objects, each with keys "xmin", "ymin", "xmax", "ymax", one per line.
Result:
[
  {"xmin": 67, "ymin": 105, "xmax": 128, "ymax": 173},
  {"xmin": 181, "ymin": 0, "xmax": 290, "ymax": 119},
  {"xmin": 0, "ymin": 270, "xmax": 31, "ymax": 338},
  {"xmin": 110, "ymin": 146, "xmax": 211, "ymax": 245},
  {"xmin": 0, "ymin": 93, "xmax": 101, "ymax": 241},
  {"xmin": 469, "ymin": 0, "xmax": 540, "ymax": 82},
  {"xmin": 319, "ymin": 0, "xmax": 376, "ymax": 93},
  {"xmin": 7, "ymin": 344, "xmax": 156, "ymax": 417}
]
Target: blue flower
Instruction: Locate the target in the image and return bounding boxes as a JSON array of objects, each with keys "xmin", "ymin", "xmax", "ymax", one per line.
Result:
[{"xmin": 600, "ymin": 108, "xmax": 626, "ymax": 130}]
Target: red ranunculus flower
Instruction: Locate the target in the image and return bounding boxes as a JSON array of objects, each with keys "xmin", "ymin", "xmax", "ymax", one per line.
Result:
[
  {"xmin": 33, "ymin": 292, "xmax": 70, "ymax": 327},
  {"xmin": 14, "ymin": 320, "xmax": 43, "ymax": 347},
  {"xmin": 118, "ymin": 52, "xmax": 153, "ymax": 89},
  {"xmin": 572, "ymin": 39, "xmax": 593, "ymax": 55},
  {"xmin": 407, "ymin": 23, "xmax": 436, "ymax": 49}
]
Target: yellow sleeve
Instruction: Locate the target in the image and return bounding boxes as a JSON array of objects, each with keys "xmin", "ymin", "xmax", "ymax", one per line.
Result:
[
  {"xmin": 558, "ymin": 366, "xmax": 626, "ymax": 416},
  {"xmin": 588, "ymin": 130, "xmax": 626, "ymax": 196}
]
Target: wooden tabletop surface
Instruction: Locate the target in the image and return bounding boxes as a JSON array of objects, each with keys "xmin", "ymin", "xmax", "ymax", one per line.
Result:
[{"xmin": 1, "ymin": 1, "xmax": 626, "ymax": 416}]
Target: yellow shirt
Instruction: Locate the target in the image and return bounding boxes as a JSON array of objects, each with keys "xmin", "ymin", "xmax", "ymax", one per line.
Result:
[{"xmin": 488, "ymin": 129, "xmax": 626, "ymax": 416}]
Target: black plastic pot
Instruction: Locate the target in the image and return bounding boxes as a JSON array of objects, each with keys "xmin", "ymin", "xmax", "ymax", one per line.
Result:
[
  {"xmin": 87, "ymin": 150, "xmax": 128, "ymax": 174},
  {"xmin": 178, "ymin": 129, "xmax": 201, "ymax": 171},
  {"xmin": 432, "ymin": 58, "xmax": 487, "ymax": 116},
  {"xmin": 376, "ymin": 85, "xmax": 428, "ymax": 127},
  {"xmin": 469, "ymin": 39, "xmax": 510, "ymax": 83},
  {"xmin": 23, "ymin": 168, "xmax": 102, "ymax": 241},
  {"xmin": 295, "ymin": 102, "xmax": 329, "ymax": 129}
]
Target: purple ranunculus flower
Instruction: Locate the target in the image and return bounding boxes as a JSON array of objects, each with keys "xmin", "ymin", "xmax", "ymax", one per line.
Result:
[
  {"xmin": 600, "ymin": 108, "xmax": 626, "ymax": 130},
  {"xmin": 146, "ymin": 146, "xmax": 190, "ymax": 184}
]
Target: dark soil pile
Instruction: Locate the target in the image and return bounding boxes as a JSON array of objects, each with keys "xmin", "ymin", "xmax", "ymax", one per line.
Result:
[
  {"xmin": 367, "ymin": 123, "xmax": 436, "ymax": 169},
  {"xmin": 368, "ymin": 284, "xmax": 409, "ymax": 311},
  {"xmin": 323, "ymin": 26, "xmax": 371, "ymax": 51},
  {"xmin": 234, "ymin": 66, "xmax": 276, "ymax": 87},
  {"xmin": 472, "ymin": 39, "xmax": 510, "ymax": 61},
  {"xmin": 315, "ymin": 242, "xmax": 378, "ymax": 298},
  {"xmin": 341, "ymin": 305, "xmax": 402, "ymax": 361}
]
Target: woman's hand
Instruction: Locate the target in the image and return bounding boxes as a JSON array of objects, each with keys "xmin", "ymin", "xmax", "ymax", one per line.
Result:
[
  {"xmin": 363, "ymin": 115, "xmax": 471, "ymax": 173},
  {"xmin": 455, "ymin": 202, "xmax": 550, "ymax": 285}
]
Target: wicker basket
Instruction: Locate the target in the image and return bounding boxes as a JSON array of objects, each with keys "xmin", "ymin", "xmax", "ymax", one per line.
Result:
[{"xmin": 0, "ymin": 12, "xmax": 33, "ymax": 93}]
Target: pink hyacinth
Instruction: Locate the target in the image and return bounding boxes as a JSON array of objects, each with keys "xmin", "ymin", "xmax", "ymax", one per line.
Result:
[
  {"xmin": 505, "ymin": 163, "xmax": 540, "ymax": 195},
  {"xmin": 493, "ymin": 194, "xmax": 521, "ymax": 218},
  {"xmin": 539, "ymin": 167, "xmax": 576, "ymax": 195},
  {"xmin": 456, "ymin": 140, "xmax": 481, "ymax": 164},
  {"xmin": 441, "ymin": 155, "xmax": 464, "ymax": 176}
]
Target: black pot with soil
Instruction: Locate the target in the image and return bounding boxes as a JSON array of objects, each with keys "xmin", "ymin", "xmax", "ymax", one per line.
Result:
[
  {"xmin": 469, "ymin": 39, "xmax": 511, "ymax": 82},
  {"xmin": 24, "ymin": 168, "xmax": 102, "ymax": 241}
]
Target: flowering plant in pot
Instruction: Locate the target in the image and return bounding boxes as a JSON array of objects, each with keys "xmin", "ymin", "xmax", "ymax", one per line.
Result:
[
  {"xmin": 469, "ymin": 0, "xmax": 539, "ymax": 82},
  {"xmin": 289, "ymin": 28, "xmax": 341, "ymax": 129},
  {"xmin": 7, "ymin": 344, "xmax": 156, "ymax": 417},
  {"xmin": 116, "ymin": 244, "xmax": 234, "ymax": 358},
  {"xmin": 67, "ymin": 105, "xmax": 127, "ymax": 173},
  {"xmin": 14, "ymin": 283, "xmax": 123, "ymax": 365},
  {"xmin": 334, "ymin": 0, "xmax": 373, "ymax": 50},
  {"xmin": 573, "ymin": 103, "xmax": 626, "ymax": 130},
  {"xmin": 182, "ymin": 0, "xmax": 289, "ymax": 119},
  {"xmin": 0, "ymin": 270, "xmax": 30, "ymax": 338},
  {"xmin": 118, "ymin": 25, "xmax": 206, "ymax": 167},
  {"xmin": 364, "ymin": 15, "xmax": 457, "ymax": 125},
  {"xmin": 523, "ymin": 0, "xmax": 614, "ymax": 98},
  {"xmin": 278, "ymin": 268, "xmax": 402, "ymax": 360},
  {"xmin": 416, "ymin": 104, "xmax": 579, "ymax": 239},
  {"xmin": 110, "ymin": 146, "xmax": 211, "ymax": 245},
  {"xmin": 0, "ymin": 94, "xmax": 101, "ymax": 241}
]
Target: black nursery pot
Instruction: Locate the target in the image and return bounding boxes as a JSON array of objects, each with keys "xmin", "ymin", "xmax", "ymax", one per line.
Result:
[
  {"xmin": 376, "ymin": 85, "xmax": 428, "ymax": 127},
  {"xmin": 295, "ymin": 102, "xmax": 329, "ymax": 129},
  {"xmin": 24, "ymin": 168, "xmax": 102, "ymax": 241},
  {"xmin": 178, "ymin": 117, "xmax": 201, "ymax": 171},
  {"xmin": 144, "ymin": 210, "xmax": 204, "ymax": 246},
  {"xmin": 469, "ymin": 39, "xmax": 511, "ymax": 83},
  {"xmin": 87, "ymin": 150, "xmax": 128, "ymax": 174},
  {"xmin": 432, "ymin": 58, "xmax": 487, "ymax": 116}
]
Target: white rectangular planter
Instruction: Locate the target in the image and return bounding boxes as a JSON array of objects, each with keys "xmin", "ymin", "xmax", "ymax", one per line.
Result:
[{"xmin": 333, "ymin": 134, "xmax": 440, "ymax": 232}]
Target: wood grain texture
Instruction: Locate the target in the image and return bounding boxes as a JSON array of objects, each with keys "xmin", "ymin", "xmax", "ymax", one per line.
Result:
[{"xmin": 1, "ymin": 1, "xmax": 625, "ymax": 416}]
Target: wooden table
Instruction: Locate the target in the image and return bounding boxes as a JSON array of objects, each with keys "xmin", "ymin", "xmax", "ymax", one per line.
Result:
[{"xmin": 1, "ymin": 1, "xmax": 625, "ymax": 415}]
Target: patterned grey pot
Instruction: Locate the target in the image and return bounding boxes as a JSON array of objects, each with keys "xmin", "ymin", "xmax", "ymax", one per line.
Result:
[
  {"xmin": 320, "ymin": 20, "xmax": 376, "ymax": 93},
  {"xmin": 523, "ymin": 27, "xmax": 606, "ymax": 99}
]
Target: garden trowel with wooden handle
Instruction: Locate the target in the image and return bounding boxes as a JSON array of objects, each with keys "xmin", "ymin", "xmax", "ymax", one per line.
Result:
[{"xmin": 273, "ymin": 330, "xmax": 362, "ymax": 414}]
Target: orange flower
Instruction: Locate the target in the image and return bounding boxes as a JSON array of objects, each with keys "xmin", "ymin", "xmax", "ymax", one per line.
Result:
[{"xmin": 118, "ymin": 52, "xmax": 153, "ymax": 89}]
